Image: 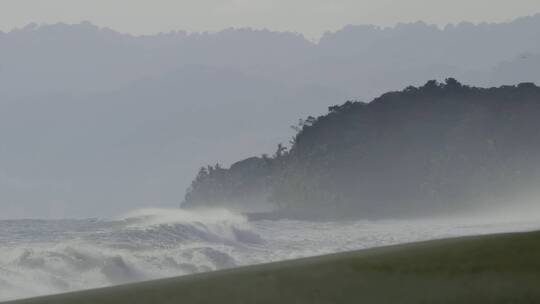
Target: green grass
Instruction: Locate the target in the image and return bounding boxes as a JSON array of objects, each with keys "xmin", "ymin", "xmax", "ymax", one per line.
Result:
[{"xmin": 6, "ymin": 231, "xmax": 540, "ymax": 304}]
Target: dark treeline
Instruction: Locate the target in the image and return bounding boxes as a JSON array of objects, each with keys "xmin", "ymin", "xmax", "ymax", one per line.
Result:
[{"xmin": 183, "ymin": 80, "xmax": 540, "ymax": 219}]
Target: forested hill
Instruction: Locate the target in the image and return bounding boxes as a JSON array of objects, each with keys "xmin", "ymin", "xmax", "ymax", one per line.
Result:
[{"xmin": 183, "ymin": 80, "xmax": 540, "ymax": 219}]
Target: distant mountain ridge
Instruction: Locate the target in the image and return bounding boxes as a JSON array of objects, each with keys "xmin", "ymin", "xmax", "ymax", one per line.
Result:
[
  {"xmin": 2, "ymin": 15, "xmax": 540, "ymax": 217},
  {"xmin": 2, "ymin": 14, "xmax": 540, "ymax": 98},
  {"xmin": 183, "ymin": 80, "xmax": 540, "ymax": 219}
]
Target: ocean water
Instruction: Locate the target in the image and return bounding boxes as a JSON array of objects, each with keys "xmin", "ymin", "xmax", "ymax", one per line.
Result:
[{"xmin": 0, "ymin": 208, "xmax": 538, "ymax": 302}]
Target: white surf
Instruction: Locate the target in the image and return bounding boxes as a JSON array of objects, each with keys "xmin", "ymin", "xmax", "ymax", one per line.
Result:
[{"xmin": 0, "ymin": 208, "xmax": 538, "ymax": 302}]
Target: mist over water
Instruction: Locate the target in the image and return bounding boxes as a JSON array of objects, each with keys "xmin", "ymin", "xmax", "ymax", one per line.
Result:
[{"xmin": 0, "ymin": 208, "xmax": 538, "ymax": 302}]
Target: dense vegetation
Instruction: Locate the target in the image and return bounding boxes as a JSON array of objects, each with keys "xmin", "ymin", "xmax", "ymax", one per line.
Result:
[
  {"xmin": 184, "ymin": 79, "xmax": 540, "ymax": 218},
  {"xmin": 11, "ymin": 231, "xmax": 540, "ymax": 304}
]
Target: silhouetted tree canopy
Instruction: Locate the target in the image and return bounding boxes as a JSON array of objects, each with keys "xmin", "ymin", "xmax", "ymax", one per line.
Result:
[{"xmin": 184, "ymin": 80, "xmax": 540, "ymax": 219}]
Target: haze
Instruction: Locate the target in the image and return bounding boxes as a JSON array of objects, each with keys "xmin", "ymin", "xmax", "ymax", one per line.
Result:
[
  {"xmin": 0, "ymin": 1, "xmax": 540, "ymax": 219},
  {"xmin": 1, "ymin": 0, "xmax": 540, "ymax": 38}
]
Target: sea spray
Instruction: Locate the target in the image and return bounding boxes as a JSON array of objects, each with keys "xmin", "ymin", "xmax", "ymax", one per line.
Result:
[
  {"xmin": 0, "ymin": 208, "xmax": 262, "ymax": 301},
  {"xmin": 1, "ymin": 209, "xmax": 539, "ymax": 302}
]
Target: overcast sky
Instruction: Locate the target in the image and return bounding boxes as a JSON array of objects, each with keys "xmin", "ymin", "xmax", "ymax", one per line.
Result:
[{"xmin": 1, "ymin": 0, "xmax": 540, "ymax": 38}]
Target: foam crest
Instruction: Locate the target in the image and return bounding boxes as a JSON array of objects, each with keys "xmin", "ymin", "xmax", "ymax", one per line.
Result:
[
  {"xmin": 117, "ymin": 208, "xmax": 264, "ymax": 246},
  {"xmin": 120, "ymin": 208, "xmax": 247, "ymax": 227}
]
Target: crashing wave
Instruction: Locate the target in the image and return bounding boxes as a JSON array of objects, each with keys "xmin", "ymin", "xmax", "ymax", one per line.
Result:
[
  {"xmin": 0, "ymin": 208, "xmax": 264, "ymax": 301},
  {"xmin": 1, "ymin": 209, "xmax": 539, "ymax": 302}
]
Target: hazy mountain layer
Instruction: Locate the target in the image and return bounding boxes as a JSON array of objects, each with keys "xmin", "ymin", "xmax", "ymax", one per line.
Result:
[{"xmin": 2, "ymin": 15, "xmax": 540, "ymax": 217}]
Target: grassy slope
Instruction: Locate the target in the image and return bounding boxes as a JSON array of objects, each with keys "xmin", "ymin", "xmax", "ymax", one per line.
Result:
[{"xmin": 7, "ymin": 231, "xmax": 540, "ymax": 304}]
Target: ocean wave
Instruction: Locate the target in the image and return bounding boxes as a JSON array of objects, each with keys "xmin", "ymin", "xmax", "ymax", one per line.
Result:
[
  {"xmin": 1, "ymin": 209, "xmax": 539, "ymax": 302},
  {"xmin": 0, "ymin": 208, "xmax": 264, "ymax": 301}
]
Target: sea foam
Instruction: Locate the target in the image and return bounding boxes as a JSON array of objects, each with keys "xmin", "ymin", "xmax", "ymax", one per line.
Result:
[{"xmin": 1, "ymin": 208, "xmax": 539, "ymax": 302}]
